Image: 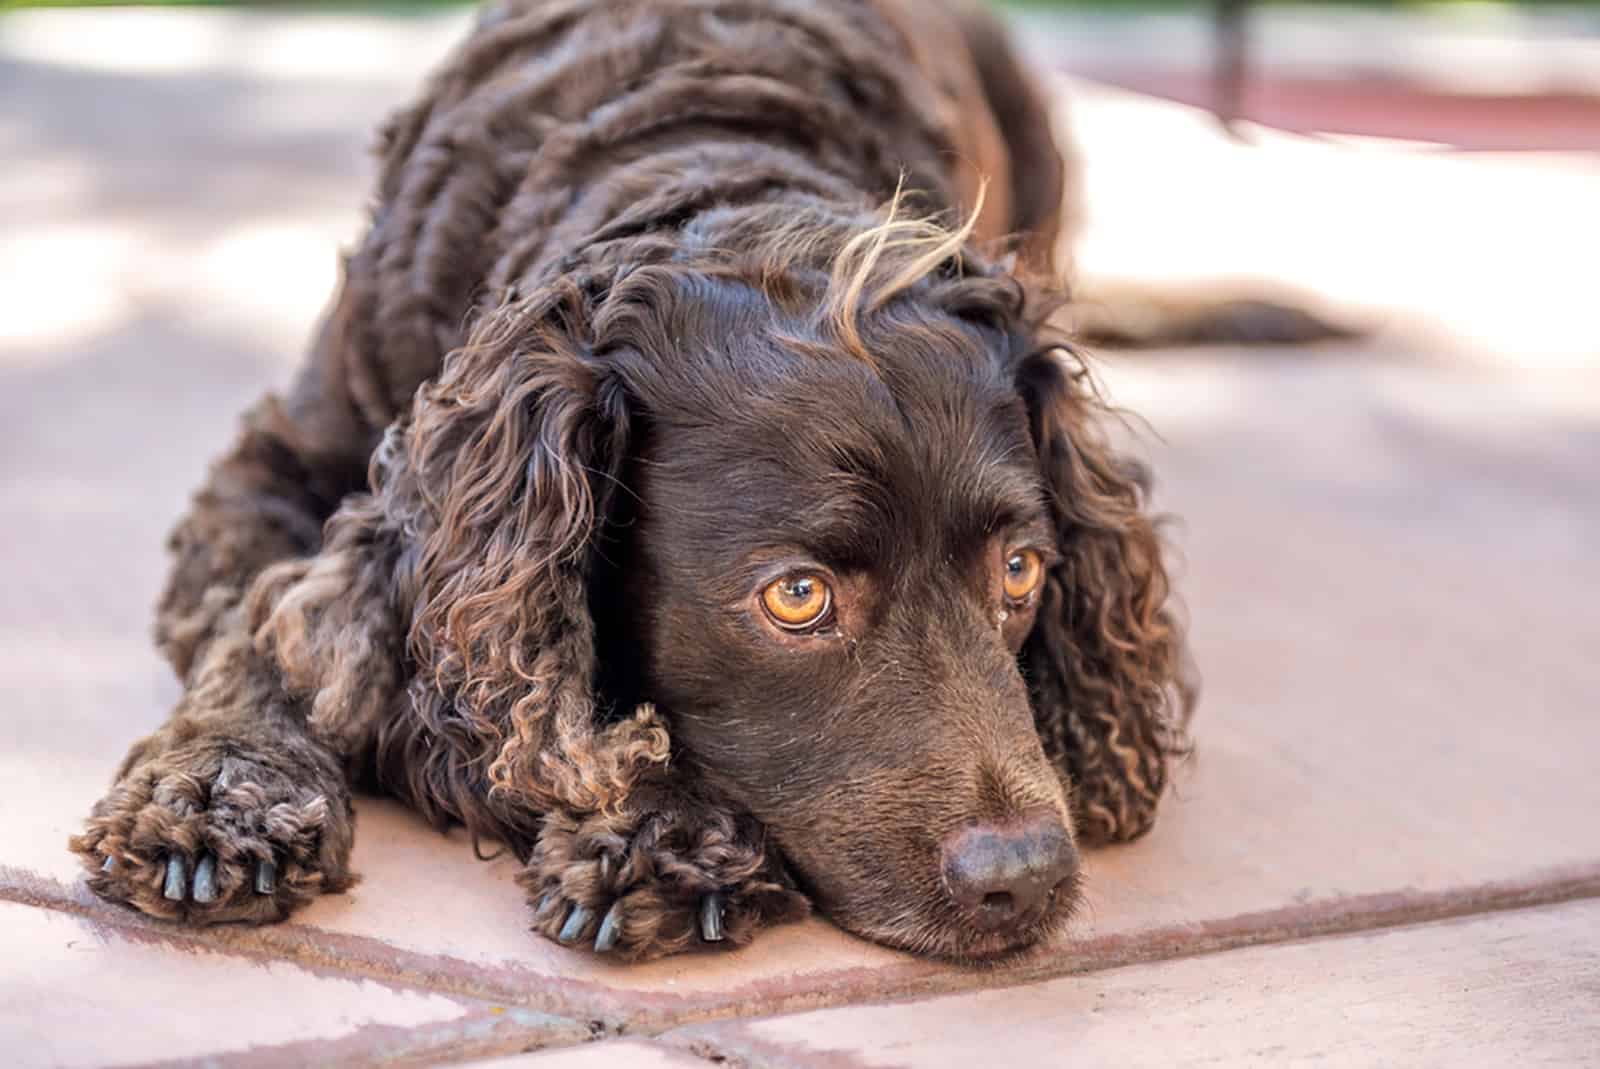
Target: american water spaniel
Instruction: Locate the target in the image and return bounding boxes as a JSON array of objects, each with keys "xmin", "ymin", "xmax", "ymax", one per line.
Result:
[{"xmin": 72, "ymin": 0, "xmax": 1194, "ymax": 962}]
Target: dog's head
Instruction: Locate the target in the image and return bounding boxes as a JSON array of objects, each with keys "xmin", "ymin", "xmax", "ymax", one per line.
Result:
[{"xmin": 394, "ymin": 199, "xmax": 1190, "ymax": 961}]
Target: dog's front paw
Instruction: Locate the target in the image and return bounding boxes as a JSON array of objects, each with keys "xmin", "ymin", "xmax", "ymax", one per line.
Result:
[
  {"xmin": 70, "ymin": 740, "xmax": 354, "ymax": 925},
  {"xmin": 521, "ymin": 800, "xmax": 808, "ymax": 960}
]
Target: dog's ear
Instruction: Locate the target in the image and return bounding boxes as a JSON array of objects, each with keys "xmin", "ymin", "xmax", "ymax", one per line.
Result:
[
  {"xmin": 1014, "ymin": 343, "xmax": 1194, "ymax": 845},
  {"xmin": 385, "ymin": 275, "xmax": 670, "ymax": 853}
]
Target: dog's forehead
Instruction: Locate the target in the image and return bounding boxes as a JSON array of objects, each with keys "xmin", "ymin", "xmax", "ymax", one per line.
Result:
[{"xmin": 649, "ymin": 336, "xmax": 1043, "ymax": 556}]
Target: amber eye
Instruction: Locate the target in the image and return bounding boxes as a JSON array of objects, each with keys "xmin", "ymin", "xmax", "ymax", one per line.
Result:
[
  {"xmin": 761, "ymin": 573, "xmax": 833, "ymax": 631},
  {"xmin": 1002, "ymin": 549, "xmax": 1044, "ymax": 603}
]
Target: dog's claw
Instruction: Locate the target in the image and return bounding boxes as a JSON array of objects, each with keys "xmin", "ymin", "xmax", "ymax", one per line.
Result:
[
  {"xmin": 594, "ymin": 901, "xmax": 624, "ymax": 953},
  {"xmin": 254, "ymin": 859, "xmax": 276, "ymax": 895},
  {"xmin": 100, "ymin": 855, "xmax": 115, "ymax": 874},
  {"xmin": 163, "ymin": 855, "xmax": 188, "ymax": 902},
  {"xmin": 558, "ymin": 904, "xmax": 592, "ymax": 945},
  {"xmin": 700, "ymin": 892, "xmax": 725, "ymax": 943},
  {"xmin": 192, "ymin": 854, "xmax": 219, "ymax": 904}
]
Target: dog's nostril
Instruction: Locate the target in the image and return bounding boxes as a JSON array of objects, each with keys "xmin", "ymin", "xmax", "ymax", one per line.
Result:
[
  {"xmin": 981, "ymin": 891, "xmax": 1015, "ymax": 914},
  {"xmin": 941, "ymin": 810, "xmax": 1079, "ymax": 933}
]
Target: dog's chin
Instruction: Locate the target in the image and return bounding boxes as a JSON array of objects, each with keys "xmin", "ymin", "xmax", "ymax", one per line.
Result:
[{"xmin": 830, "ymin": 879, "xmax": 1080, "ymax": 966}]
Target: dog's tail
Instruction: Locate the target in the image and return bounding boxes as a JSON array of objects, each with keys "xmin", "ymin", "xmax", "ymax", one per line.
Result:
[
  {"xmin": 1065, "ymin": 276, "xmax": 1366, "ymax": 349},
  {"xmin": 945, "ymin": 0, "xmax": 1361, "ymax": 351}
]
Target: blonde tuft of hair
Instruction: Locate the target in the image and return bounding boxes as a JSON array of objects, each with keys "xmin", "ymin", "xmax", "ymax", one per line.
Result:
[{"xmin": 826, "ymin": 177, "xmax": 988, "ymax": 364}]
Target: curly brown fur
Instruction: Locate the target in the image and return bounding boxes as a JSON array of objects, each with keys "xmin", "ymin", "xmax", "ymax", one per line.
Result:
[
  {"xmin": 1015, "ymin": 339, "xmax": 1197, "ymax": 844},
  {"xmin": 76, "ymin": 0, "xmax": 1192, "ymax": 961},
  {"xmin": 71, "ymin": 613, "xmax": 356, "ymax": 923},
  {"xmin": 522, "ymin": 767, "xmax": 809, "ymax": 959}
]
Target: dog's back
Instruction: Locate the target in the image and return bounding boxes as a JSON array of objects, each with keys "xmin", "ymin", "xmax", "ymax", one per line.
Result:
[{"xmin": 316, "ymin": 0, "xmax": 1061, "ymax": 433}]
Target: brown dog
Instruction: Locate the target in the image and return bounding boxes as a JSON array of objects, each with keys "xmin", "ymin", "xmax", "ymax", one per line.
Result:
[{"xmin": 71, "ymin": 0, "xmax": 1192, "ymax": 962}]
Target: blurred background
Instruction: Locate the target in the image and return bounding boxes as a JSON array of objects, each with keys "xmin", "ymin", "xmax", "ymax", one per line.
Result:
[{"xmin": 5, "ymin": 0, "xmax": 1598, "ymax": 370}]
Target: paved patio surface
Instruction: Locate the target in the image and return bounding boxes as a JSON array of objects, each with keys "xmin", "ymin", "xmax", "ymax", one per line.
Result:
[{"xmin": 2, "ymin": 8, "xmax": 1597, "ymax": 1067}]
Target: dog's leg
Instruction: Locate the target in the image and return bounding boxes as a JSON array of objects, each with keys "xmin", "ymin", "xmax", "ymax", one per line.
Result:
[
  {"xmin": 71, "ymin": 606, "xmax": 357, "ymax": 924},
  {"xmin": 74, "ymin": 491, "xmax": 407, "ymax": 923},
  {"xmin": 520, "ymin": 775, "xmax": 810, "ymax": 960},
  {"xmin": 154, "ymin": 266, "xmax": 418, "ymax": 682},
  {"xmin": 154, "ymin": 395, "xmax": 364, "ymax": 682},
  {"xmin": 92, "ymin": 268, "xmax": 409, "ymax": 924}
]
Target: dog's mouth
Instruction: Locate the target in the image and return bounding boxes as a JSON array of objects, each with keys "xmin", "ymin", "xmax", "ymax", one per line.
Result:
[
  {"xmin": 767, "ymin": 799, "xmax": 1084, "ymax": 964},
  {"xmin": 819, "ymin": 867, "xmax": 1083, "ymax": 965}
]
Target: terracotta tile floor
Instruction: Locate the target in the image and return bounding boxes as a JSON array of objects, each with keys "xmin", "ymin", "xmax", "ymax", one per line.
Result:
[{"xmin": 2, "ymin": 9, "xmax": 1596, "ymax": 1067}]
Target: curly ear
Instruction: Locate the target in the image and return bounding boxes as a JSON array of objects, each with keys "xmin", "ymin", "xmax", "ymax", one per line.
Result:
[
  {"xmin": 1017, "ymin": 345, "xmax": 1195, "ymax": 845},
  {"xmin": 375, "ymin": 279, "xmax": 670, "ymax": 854}
]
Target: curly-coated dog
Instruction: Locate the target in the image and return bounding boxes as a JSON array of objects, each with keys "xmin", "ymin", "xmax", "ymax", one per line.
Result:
[{"xmin": 71, "ymin": 0, "xmax": 1193, "ymax": 962}]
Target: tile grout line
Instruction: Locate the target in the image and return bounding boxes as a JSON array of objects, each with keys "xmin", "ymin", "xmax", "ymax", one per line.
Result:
[
  {"xmin": 0, "ymin": 865, "xmax": 633, "ymax": 1029},
  {"xmin": 5, "ymin": 861, "xmax": 1599, "ymax": 1039},
  {"xmin": 0, "ymin": 869, "xmax": 612, "ymax": 1068},
  {"xmin": 111, "ymin": 1008, "xmax": 605, "ymax": 1069}
]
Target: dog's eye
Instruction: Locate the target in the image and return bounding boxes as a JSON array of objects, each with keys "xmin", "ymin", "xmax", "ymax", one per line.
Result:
[
  {"xmin": 761, "ymin": 573, "xmax": 833, "ymax": 631},
  {"xmin": 1002, "ymin": 550, "xmax": 1044, "ymax": 603}
]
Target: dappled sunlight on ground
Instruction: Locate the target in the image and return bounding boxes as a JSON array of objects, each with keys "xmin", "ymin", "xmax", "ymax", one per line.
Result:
[
  {"xmin": 0, "ymin": 6, "xmax": 472, "ymax": 82},
  {"xmin": 0, "ymin": 8, "xmax": 468, "ymax": 366}
]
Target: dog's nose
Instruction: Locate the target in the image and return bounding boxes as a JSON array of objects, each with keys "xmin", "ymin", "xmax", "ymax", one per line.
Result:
[{"xmin": 940, "ymin": 810, "xmax": 1078, "ymax": 931}]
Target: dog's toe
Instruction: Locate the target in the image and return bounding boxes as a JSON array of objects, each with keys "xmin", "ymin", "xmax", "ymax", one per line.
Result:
[
  {"xmin": 192, "ymin": 853, "xmax": 220, "ymax": 903},
  {"xmin": 158, "ymin": 851, "xmax": 228, "ymax": 905},
  {"xmin": 557, "ymin": 904, "xmax": 593, "ymax": 945},
  {"xmin": 522, "ymin": 802, "xmax": 813, "ymax": 959},
  {"xmin": 163, "ymin": 854, "xmax": 189, "ymax": 902},
  {"xmin": 699, "ymin": 892, "xmax": 725, "ymax": 942},
  {"xmin": 594, "ymin": 901, "xmax": 625, "ymax": 953},
  {"xmin": 254, "ymin": 858, "xmax": 277, "ymax": 895},
  {"xmin": 71, "ymin": 742, "xmax": 352, "ymax": 925}
]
